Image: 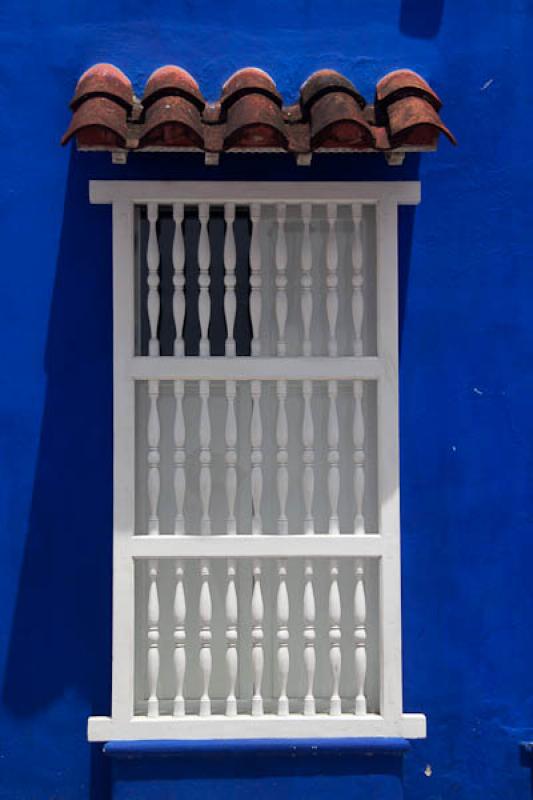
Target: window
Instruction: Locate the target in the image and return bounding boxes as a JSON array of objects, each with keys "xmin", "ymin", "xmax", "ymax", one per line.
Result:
[{"xmin": 88, "ymin": 180, "xmax": 425, "ymax": 741}]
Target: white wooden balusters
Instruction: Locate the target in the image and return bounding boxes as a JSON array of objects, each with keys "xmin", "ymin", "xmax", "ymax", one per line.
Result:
[
  {"xmin": 275, "ymin": 203, "xmax": 288, "ymax": 356},
  {"xmin": 224, "ymin": 203, "xmax": 237, "ymax": 357},
  {"xmin": 199, "ymin": 559, "xmax": 212, "ymax": 716},
  {"xmin": 198, "ymin": 203, "xmax": 211, "ymax": 356},
  {"xmin": 173, "ymin": 380, "xmax": 185, "ymax": 535},
  {"xmin": 146, "ymin": 203, "xmax": 160, "ymax": 356},
  {"xmin": 302, "ymin": 380, "xmax": 314, "ymax": 536},
  {"xmin": 199, "ymin": 380, "xmax": 211, "ymax": 536},
  {"xmin": 277, "ymin": 560, "xmax": 290, "ymax": 715},
  {"xmin": 354, "ymin": 559, "xmax": 367, "ymax": 715},
  {"xmin": 225, "ymin": 381, "xmax": 238, "ymax": 536},
  {"xmin": 327, "ymin": 380, "xmax": 340, "ymax": 536},
  {"xmin": 173, "ymin": 560, "xmax": 186, "ymax": 716},
  {"xmin": 225, "ymin": 559, "xmax": 238, "ymax": 716},
  {"xmin": 351, "ymin": 204, "xmax": 364, "ymax": 356},
  {"xmin": 249, "ymin": 203, "xmax": 262, "ymax": 356},
  {"xmin": 353, "ymin": 380, "xmax": 365, "ymax": 536},
  {"xmin": 300, "ymin": 203, "xmax": 313, "ymax": 356},
  {"xmin": 250, "ymin": 381, "xmax": 263, "ymax": 536},
  {"xmin": 303, "ymin": 560, "xmax": 316, "ymax": 715},
  {"xmin": 251, "ymin": 560, "xmax": 264, "ymax": 716},
  {"xmin": 276, "ymin": 380, "xmax": 289, "ymax": 535},
  {"xmin": 147, "ymin": 559, "xmax": 160, "ymax": 717},
  {"xmin": 326, "ymin": 203, "xmax": 338, "ymax": 358},
  {"xmin": 147, "ymin": 380, "xmax": 160, "ymax": 536},
  {"xmin": 329, "ymin": 559, "xmax": 342, "ymax": 715},
  {"xmin": 172, "ymin": 202, "xmax": 185, "ymax": 357}
]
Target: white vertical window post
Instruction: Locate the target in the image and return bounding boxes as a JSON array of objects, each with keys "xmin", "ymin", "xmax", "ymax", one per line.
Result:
[
  {"xmin": 351, "ymin": 203, "xmax": 364, "ymax": 357},
  {"xmin": 353, "ymin": 380, "xmax": 365, "ymax": 536},
  {"xmin": 199, "ymin": 559, "xmax": 212, "ymax": 716},
  {"xmin": 327, "ymin": 380, "xmax": 340, "ymax": 536},
  {"xmin": 225, "ymin": 380, "xmax": 238, "ymax": 536},
  {"xmin": 173, "ymin": 380, "xmax": 186, "ymax": 535},
  {"xmin": 276, "ymin": 560, "xmax": 290, "ymax": 715},
  {"xmin": 275, "ymin": 202, "xmax": 288, "ymax": 357},
  {"xmin": 225, "ymin": 559, "xmax": 238, "ymax": 717},
  {"xmin": 147, "ymin": 380, "xmax": 160, "ymax": 537},
  {"xmin": 300, "ymin": 203, "xmax": 313, "ymax": 357},
  {"xmin": 302, "ymin": 380, "xmax": 314, "ymax": 536},
  {"xmin": 147, "ymin": 559, "xmax": 160, "ymax": 718},
  {"xmin": 199, "ymin": 380, "xmax": 211, "ymax": 536},
  {"xmin": 172, "ymin": 202, "xmax": 186, "ymax": 357},
  {"xmin": 251, "ymin": 559, "xmax": 264, "ymax": 716},
  {"xmin": 354, "ymin": 559, "xmax": 367, "ymax": 715},
  {"xmin": 249, "ymin": 203, "xmax": 262, "ymax": 356},
  {"xmin": 326, "ymin": 202, "xmax": 338, "ymax": 358},
  {"xmin": 250, "ymin": 381, "xmax": 263, "ymax": 536},
  {"xmin": 173, "ymin": 560, "xmax": 186, "ymax": 717},
  {"xmin": 224, "ymin": 202, "xmax": 237, "ymax": 357},
  {"xmin": 276, "ymin": 380, "xmax": 289, "ymax": 536},
  {"xmin": 329, "ymin": 559, "xmax": 342, "ymax": 715},
  {"xmin": 198, "ymin": 203, "xmax": 211, "ymax": 357},
  {"xmin": 146, "ymin": 202, "xmax": 160, "ymax": 357},
  {"xmin": 303, "ymin": 559, "xmax": 316, "ymax": 715}
]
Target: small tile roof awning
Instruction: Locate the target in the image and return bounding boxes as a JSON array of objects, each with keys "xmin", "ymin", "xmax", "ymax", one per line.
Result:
[{"xmin": 61, "ymin": 64, "xmax": 455, "ymax": 165}]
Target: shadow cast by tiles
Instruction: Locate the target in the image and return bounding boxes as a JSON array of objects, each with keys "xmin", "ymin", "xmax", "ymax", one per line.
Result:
[{"xmin": 400, "ymin": 0, "xmax": 445, "ymax": 39}]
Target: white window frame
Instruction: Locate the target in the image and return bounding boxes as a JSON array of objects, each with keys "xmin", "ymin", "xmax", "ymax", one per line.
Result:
[{"xmin": 87, "ymin": 180, "xmax": 425, "ymax": 741}]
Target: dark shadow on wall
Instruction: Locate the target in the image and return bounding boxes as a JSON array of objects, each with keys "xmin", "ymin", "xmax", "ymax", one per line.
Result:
[
  {"xmin": 399, "ymin": 0, "xmax": 445, "ymax": 39},
  {"xmin": 2, "ymin": 146, "xmax": 419, "ymax": 800}
]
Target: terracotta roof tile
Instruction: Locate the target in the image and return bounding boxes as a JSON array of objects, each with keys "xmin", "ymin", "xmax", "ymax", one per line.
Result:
[{"xmin": 62, "ymin": 64, "xmax": 455, "ymax": 163}]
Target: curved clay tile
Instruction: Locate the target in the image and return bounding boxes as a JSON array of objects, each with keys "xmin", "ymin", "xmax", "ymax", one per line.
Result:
[
  {"xmin": 376, "ymin": 69, "xmax": 441, "ymax": 111},
  {"xmin": 140, "ymin": 96, "xmax": 204, "ymax": 148},
  {"xmin": 142, "ymin": 65, "xmax": 205, "ymax": 110},
  {"xmin": 386, "ymin": 96, "xmax": 456, "ymax": 147},
  {"xmin": 70, "ymin": 63, "xmax": 133, "ymax": 110},
  {"xmin": 220, "ymin": 67, "xmax": 282, "ymax": 110},
  {"xmin": 309, "ymin": 92, "xmax": 375, "ymax": 150},
  {"xmin": 300, "ymin": 69, "xmax": 365, "ymax": 111},
  {"xmin": 224, "ymin": 94, "xmax": 287, "ymax": 150},
  {"xmin": 61, "ymin": 97, "xmax": 128, "ymax": 147}
]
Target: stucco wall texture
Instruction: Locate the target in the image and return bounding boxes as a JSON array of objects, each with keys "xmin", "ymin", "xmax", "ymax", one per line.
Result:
[{"xmin": 0, "ymin": 2, "xmax": 532, "ymax": 798}]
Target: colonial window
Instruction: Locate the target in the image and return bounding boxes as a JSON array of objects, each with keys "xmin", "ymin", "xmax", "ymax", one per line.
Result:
[{"xmin": 87, "ymin": 180, "xmax": 426, "ymax": 741}]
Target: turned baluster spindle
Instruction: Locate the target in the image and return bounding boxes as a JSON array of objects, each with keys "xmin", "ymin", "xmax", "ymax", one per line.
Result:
[
  {"xmin": 173, "ymin": 560, "xmax": 186, "ymax": 716},
  {"xmin": 351, "ymin": 204, "xmax": 364, "ymax": 356},
  {"xmin": 199, "ymin": 559, "xmax": 212, "ymax": 716},
  {"xmin": 147, "ymin": 380, "xmax": 160, "ymax": 536},
  {"xmin": 172, "ymin": 202, "xmax": 186, "ymax": 356},
  {"xmin": 275, "ymin": 203, "xmax": 288, "ymax": 356},
  {"xmin": 199, "ymin": 380, "xmax": 211, "ymax": 535},
  {"xmin": 174, "ymin": 380, "xmax": 185, "ymax": 535},
  {"xmin": 251, "ymin": 560, "xmax": 264, "ymax": 716},
  {"xmin": 329, "ymin": 559, "xmax": 342, "ymax": 715},
  {"xmin": 303, "ymin": 559, "xmax": 316, "ymax": 715},
  {"xmin": 250, "ymin": 203, "xmax": 262, "ymax": 356},
  {"xmin": 328, "ymin": 380, "xmax": 340, "ymax": 536},
  {"xmin": 250, "ymin": 381, "xmax": 263, "ymax": 535},
  {"xmin": 225, "ymin": 558, "xmax": 238, "ymax": 716},
  {"xmin": 301, "ymin": 203, "xmax": 313, "ymax": 356},
  {"xmin": 224, "ymin": 202, "xmax": 237, "ymax": 357},
  {"xmin": 326, "ymin": 203, "xmax": 338, "ymax": 357},
  {"xmin": 198, "ymin": 203, "xmax": 211, "ymax": 356},
  {"xmin": 302, "ymin": 380, "xmax": 314, "ymax": 535},
  {"xmin": 147, "ymin": 559, "xmax": 160, "ymax": 717},
  {"xmin": 354, "ymin": 558, "xmax": 367, "ymax": 715},
  {"xmin": 353, "ymin": 380, "xmax": 366, "ymax": 535},
  {"xmin": 146, "ymin": 203, "xmax": 160, "ymax": 356},
  {"xmin": 277, "ymin": 560, "xmax": 290, "ymax": 715},
  {"xmin": 276, "ymin": 380, "xmax": 289, "ymax": 535},
  {"xmin": 225, "ymin": 380, "xmax": 238, "ymax": 536}
]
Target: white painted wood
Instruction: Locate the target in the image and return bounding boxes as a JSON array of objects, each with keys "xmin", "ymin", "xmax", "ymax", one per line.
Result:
[
  {"xmin": 327, "ymin": 380, "xmax": 340, "ymax": 536},
  {"xmin": 328, "ymin": 559, "xmax": 342, "ymax": 715},
  {"xmin": 225, "ymin": 559, "xmax": 238, "ymax": 717},
  {"xmin": 276, "ymin": 380, "xmax": 288, "ymax": 536},
  {"xmin": 199, "ymin": 380, "xmax": 211, "ymax": 536},
  {"xmin": 147, "ymin": 380, "xmax": 160, "ymax": 536},
  {"xmin": 249, "ymin": 203, "xmax": 262, "ymax": 357},
  {"xmin": 250, "ymin": 381, "xmax": 263, "ymax": 536},
  {"xmin": 326, "ymin": 203, "xmax": 338, "ymax": 358},
  {"xmin": 275, "ymin": 203, "xmax": 288, "ymax": 357},
  {"xmin": 146, "ymin": 203, "xmax": 160, "ymax": 357},
  {"xmin": 173, "ymin": 380, "xmax": 185, "ymax": 536},
  {"xmin": 302, "ymin": 380, "xmax": 314, "ymax": 536},
  {"xmin": 173, "ymin": 560, "xmax": 186, "ymax": 716},
  {"xmin": 351, "ymin": 204, "xmax": 364, "ymax": 357},
  {"xmin": 353, "ymin": 380, "xmax": 365, "ymax": 536},
  {"xmin": 251, "ymin": 560, "xmax": 264, "ymax": 716},
  {"xmin": 225, "ymin": 381, "xmax": 237, "ymax": 536},
  {"xmin": 198, "ymin": 203, "xmax": 211, "ymax": 357},
  {"xmin": 199, "ymin": 559, "xmax": 212, "ymax": 716},
  {"xmin": 276, "ymin": 560, "xmax": 290, "ymax": 715},
  {"xmin": 172, "ymin": 203, "xmax": 185, "ymax": 357},
  {"xmin": 300, "ymin": 203, "xmax": 313, "ymax": 357},
  {"xmin": 224, "ymin": 203, "xmax": 237, "ymax": 357},
  {"xmin": 354, "ymin": 558, "xmax": 367, "ymax": 715},
  {"xmin": 147, "ymin": 559, "xmax": 160, "ymax": 717},
  {"xmin": 303, "ymin": 559, "xmax": 316, "ymax": 715}
]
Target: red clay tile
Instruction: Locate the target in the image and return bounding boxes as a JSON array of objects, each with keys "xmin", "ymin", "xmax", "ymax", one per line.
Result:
[
  {"xmin": 224, "ymin": 94, "xmax": 287, "ymax": 149},
  {"xmin": 386, "ymin": 96, "xmax": 456, "ymax": 147},
  {"xmin": 142, "ymin": 66, "xmax": 205, "ymax": 109},
  {"xmin": 70, "ymin": 63, "xmax": 133, "ymax": 110},
  {"xmin": 300, "ymin": 69, "xmax": 365, "ymax": 111},
  {"xmin": 309, "ymin": 92, "xmax": 375, "ymax": 149},
  {"xmin": 376, "ymin": 69, "xmax": 441, "ymax": 110},
  {"xmin": 220, "ymin": 68, "xmax": 282, "ymax": 110},
  {"xmin": 61, "ymin": 97, "xmax": 128, "ymax": 147},
  {"xmin": 140, "ymin": 96, "xmax": 204, "ymax": 148}
]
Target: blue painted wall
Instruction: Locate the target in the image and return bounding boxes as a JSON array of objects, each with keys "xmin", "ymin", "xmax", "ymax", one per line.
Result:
[{"xmin": 1, "ymin": 2, "xmax": 532, "ymax": 798}]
